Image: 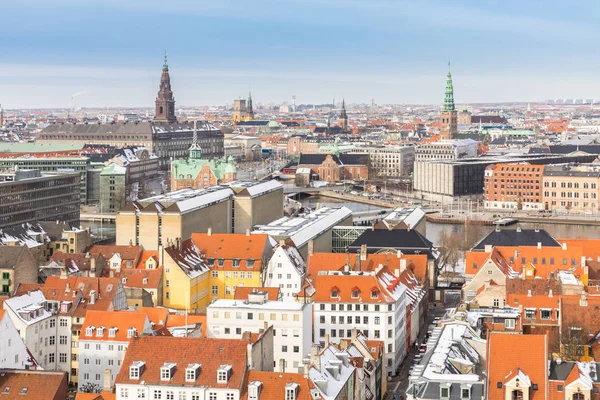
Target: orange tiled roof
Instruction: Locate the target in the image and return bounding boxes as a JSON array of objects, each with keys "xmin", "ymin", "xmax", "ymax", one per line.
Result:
[
  {"xmin": 191, "ymin": 233, "xmax": 269, "ymax": 271},
  {"xmin": 233, "ymin": 287, "xmax": 280, "ymax": 301},
  {"xmin": 76, "ymin": 391, "xmax": 116, "ymax": 400},
  {"xmin": 140, "ymin": 307, "xmax": 169, "ymax": 329},
  {"xmin": 80, "ymin": 310, "xmax": 149, "ymax": 342},
  {"xmin": 241, "ymin": 371, "xmax": 314, "ymax": 400},
  {"xmin": 115, "ymin": 336, "xmax": 248, "ymax": 388},
  {"xmin": 87, "ymin": 244, "xmax": 144, "ymax": 268},
  {"xmin": 135, "ymin": 250, "xmax": 159, "ymax": 269},
  {"xmin": 307, "ymin": 252, "xmax": 427, "ymax": 284},
  {"xmin": 0, "ymin": 370, "xmax": 67, "ymax": 399},
  {"xmin": 487, "ymin": 333, "xmax": 548, "ymax": 400},
  {"xmin": 313, "ymin": 266, "xmax": 403, "ymax": 304},
  {"xmin": 109, "ymin": 267, "xmax": 163, "ymax": 289}
]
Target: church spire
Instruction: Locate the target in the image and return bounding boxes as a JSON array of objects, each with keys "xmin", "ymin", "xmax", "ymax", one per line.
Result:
[
  {"xmin": 444, "ymin": 62, "xmax": 455, "ymax": 112},
  {"xmin": 154, "ymin": 52, "xmax": 177, "ymax": 123},
  {"xmin": 339, "ymin": 98, "xmax": 348, "ymax": 130},
  {"xmin": 189, "ymin": 119, "xmax": 202, "ymax": 160}
]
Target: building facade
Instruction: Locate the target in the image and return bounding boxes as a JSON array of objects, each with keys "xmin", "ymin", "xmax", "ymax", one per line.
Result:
[
  {"xmin": 542, "ymin": 164, "xmax": 600, "ymax": 213},
  {"xmin": 207, "ymin": 290, "xmax": 313, "ymax": 372},
  {"xmin": 232, "ymin": 93, "xmax": 254, "ymax": 122},
  {"xmin": 0, "ymin": 169, "xmax": 80, "ymax": 229},
  {"xmin": 484, "ymin": 163, "xmax": 545, "ymax": 210},
  {"xmin": 348, "ymin": 145, "xmax": 415, "ymax": 178},
  {"xmin": 414, "ymin": 139, "xmax": 478, "ymax": 162}
]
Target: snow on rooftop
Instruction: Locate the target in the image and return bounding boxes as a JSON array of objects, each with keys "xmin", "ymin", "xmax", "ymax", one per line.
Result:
[
  {"xmin": 383, "ymin": 207, "xmax": 425, "ymax": 229},
  {"xmin": 5, "ymin": 290, "xmax": 52, "ymax": 325},
  {"xmin": 208, "ymin": 299, "xmax": 306, "ymax": 311},
  {"xmin": 227, "ymin": 180, "xmax": 282, "ymax": 197},
  {"xmin": 558, "ymin": 270, "xmax": 582, "ymax": 286},
  {"xmin": 253, "ymin": 207, "xmax": 352, "ymax": 248},
  {"xmin": 140, "ymin": 186, "xmax": 234, "ymax": 213}
]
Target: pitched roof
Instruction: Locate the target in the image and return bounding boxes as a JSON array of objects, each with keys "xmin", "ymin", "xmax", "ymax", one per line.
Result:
[
  {"xmin": 0, "ymin": 246, "xmax": 26, "ymax": 269},
  {"xmin": 164, "ymin": 239, "xmax": 209, "ymax": 279},
  {"xmin": 241, "ymin": 371, "xmax": 315, "ymax": 400},
  {"xmin": 234, "ymin": 287, "xmax": 280, "ymax": 301},
  {"xmin": 115, "ymin": 336, "xmax": 248, "ymax": 388},
  {"xmin": 313, "ymin": 266, "xmax": 406, "ymax": 304},
  {"xmin": 80, "ymin": 310, "xmax": 149, "ymax": 342},
  {"xmin": 109, "ymin": 267, "xmax": 163, "ymax": 290},
  {"xmin": 87, "ymin": 244, "xmax": 144, "ymax": 266},
  {"xmin": 487, "ymin": 333, "xmax": 548, "ymax": 400},
  {"xmin": 190, "ymin": 233, "xmax": 269, "ymax": 271},
  {"xmin": 0, "ymin": 370, "xmax": 67, "ymax": 399},
  {"xmin": 75, "ymin": 391, "xmax": 116, "ymax": 400},
  {"xmin": 472, "ymin": 228, "xmax": 560, "ymax": 250},
  {"xmin": 348, "ymin": 229, "xmax": 435, "ymax": 257}
]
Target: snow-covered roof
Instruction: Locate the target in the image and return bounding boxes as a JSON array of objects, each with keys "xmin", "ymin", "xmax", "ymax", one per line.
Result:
[
  {"xmin": 382, "ymin": 207, "xmax": 426, "ymax": 230},
  {"xmin": 309, "ymin": 345, "xmax": 356, "ymax": 400},
  {"xmin": 226, "ymin": 180, "xmax": 282, "ymax": 198},
  {"xmin": 4, "ymin": 290, "xmax": 51, "ymax": 325},
  {"xmin": 558, "ymin": 270, "xmax": 582, "ymax": 286},
  {"xmin": 253, "ymin": 207, "xmax": 352, "ymax": 248},
  {"xmin": 138, "ymin": 186, "xmax": 234, "ymax": 214}
]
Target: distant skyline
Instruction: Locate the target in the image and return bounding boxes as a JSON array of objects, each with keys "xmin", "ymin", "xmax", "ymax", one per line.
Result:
[{"xmin": 1, "ymin": 0, "xmax": 600, "ymax": 108}]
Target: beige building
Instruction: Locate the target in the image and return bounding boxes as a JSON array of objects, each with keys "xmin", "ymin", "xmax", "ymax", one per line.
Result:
[
  {"xmin": 116, "ymin": 180, "xmax": 283, "ymax": 250},
  {"xmin": 542, "ymin": 163, "xmax": 600, "ymax": 213}
]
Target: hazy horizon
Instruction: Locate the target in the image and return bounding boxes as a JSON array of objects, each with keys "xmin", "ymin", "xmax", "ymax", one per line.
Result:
[{"xmin": 2, "ymin": 0, "xmax": 600, "ymax": 109}]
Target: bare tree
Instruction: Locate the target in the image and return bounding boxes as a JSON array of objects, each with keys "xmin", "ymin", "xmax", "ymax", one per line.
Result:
[{"xmin": 79, "ymin": 383, "xmax": 102, "ymax": 394}]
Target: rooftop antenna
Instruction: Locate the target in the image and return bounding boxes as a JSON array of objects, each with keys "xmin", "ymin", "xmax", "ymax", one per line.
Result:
[{"xmin": 292, "ymin": 95, "xmax": 296, "ymax": 113}]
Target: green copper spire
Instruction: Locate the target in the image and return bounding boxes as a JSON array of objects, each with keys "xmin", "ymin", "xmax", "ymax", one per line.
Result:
[
  {"xmin": 163, "ymin": 51, "xmax": 168, "ymax": 69},
  {"xmin": 444, "ymin": 62, "xmax": 455, "ymax": 112}
]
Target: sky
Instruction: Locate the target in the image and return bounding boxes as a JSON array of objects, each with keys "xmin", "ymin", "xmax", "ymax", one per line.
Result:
[{"xmin": 1, "ymin": 0, "xmax": 600, "ymax": 108}]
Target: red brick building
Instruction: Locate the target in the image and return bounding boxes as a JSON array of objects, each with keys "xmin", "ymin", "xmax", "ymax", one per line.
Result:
[
  {"xmin": 297, "ymin": 153, "xmax": 369, "ymax": 182},
  {"xmin": 484, "ymin": 163, "xmax": 545, "ymax": 210}
]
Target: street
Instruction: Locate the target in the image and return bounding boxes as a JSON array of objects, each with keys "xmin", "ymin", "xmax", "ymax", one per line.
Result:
[{"xmin": 386, "ymin": 305, "xmax": 447, "ymax": 399}]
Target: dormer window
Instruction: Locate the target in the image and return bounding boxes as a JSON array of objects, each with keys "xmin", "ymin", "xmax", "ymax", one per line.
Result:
[
  {"xmin": 371, "ymin": 290, "xmax": 379, "ymax": 299},
  {"xmin": 161, "ymin": 363, "xmax": 176, "ymax": 381},
  {"xmin": 440, "ymin": 383, "xmax": 451, "ymax": 399},
  {"xmin": 285, "ymin": 383, "xmax": 299, "ymax": 400},
  {"xmin": 232, "ymin": 259, "xmax": 240, "ymax": 268},
  {"xmin": 86, "ymin": 326, "xmax": 95, "ymax": 336},
  {"xmin": 207, "ymin": 258, "xmax": 215, "ymax": 266},
  {"xmin": 96, "ymin": 327, "xmax": 105, "ymax": 337},
  {"xmin": 217, "ymin": 365, "xmax": 232, "ymax": 383},
  {"xmin": 122, "ymin": 277, "xmax": 127, "ymax": 284},
  {"xmin": 351, "ymin": 288, "xmax": 360, "ymax": 298},
  {"xmin": 127, "ymin": 327, "xmax": 137, "ymax": 338},
  {"xmin": 218, "ymin": 258, "xmax": 225, "ymax": 267},
  {"xmin": 330, "ymin": 287, "xmax": 339, "ymax": 298},
  {"xmin": 129, "ymin": 361, "xmax": 145, "ymax": 379},
  {"xmin": 248, "ymin": 381, "xmax": 262, "ymax": 400},
  {"xmin": 108, "ymin": 328, "xmax": 117, "ymax": 338},
  {"xmin": 186, "ymin": 364, "xmax": 201, "ymax": 382},
  {"xmin": 247, "ymin": 259, "xmax": 255, "ymax": 268},
  {"xmin": 142, "ymin": 278, "xmax": 148, "ymax": 285}
]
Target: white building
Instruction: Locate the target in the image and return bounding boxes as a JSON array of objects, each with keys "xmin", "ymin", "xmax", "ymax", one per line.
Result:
[
  {"xmin": 0, "ymin": 309, "xmax": 31, "ymax": 369},
  {"xmin": 313, "ymin": 266, "xmax": 408, "ymax": 376},
  {"xmin": 207, "ymin": 290, "xmax": 313, "ymax": 372},
  {"xmin": 264, "ymin": 241, "xmax": 306, "ymax": 301},
  {"xmin": 348, "ymin": 145, "xmax": 415, "ymax": 178},
  {"xmin": 2, "ymin": 290, "xmax": 59, "ymax": 370},
  {"xmin": 115, "ymin": 336, "xmax": 250, "ymax": 400},
  {"xmin": 78, "ymin": 310, "xmax": 153, "ymax": 389},
  {"xmin": 415, "ymin": 139, "xmax": 478, "ymax": 162}
]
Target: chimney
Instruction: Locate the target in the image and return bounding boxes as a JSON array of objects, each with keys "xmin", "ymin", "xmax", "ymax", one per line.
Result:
[
  {"xmin": 308, "ymin": 240, "xmax": 314, "ymax": 257},
  {"xmin": 324, "ymin": 334, "xmax": 330, "ymax": 346},
  {"xmin": 396, "ymin": 250, "xmax": 402, "ymax": 259},
  {"xmin": 344, "ymin": 249, "xmax": 350, "ymax": 272},
  {"xmin": 246, "ymin": 229, "xmax": 250, "ymax": 237},
  {"xmin": 484, "ymin": 244, "xmax": 492, "ymax": 253},
  {"xmin": 129, "ymin": 239, "xmax": 133, "ymax": 246},
  {"xmin": 89, "ymin": 290, "xmax": 96, "ymax": 305},
  {"xmin": 310, "ymin": 345, "xmax": 321, "ymax": 371},
  {"xmin": 60, "ymin": 267, "xmax": 67, "ymax": 279},
  {"xmin": 109, "ymin": 270, "xmax": 114, "ymax": 278},
  {"xmin": 371, "ymin": 225, "xmax": 375, "ymax": 231},
  {"xmin": 159, "ymin": 244, "xmax": 164, "ymax": 266},
  {"xmin": 548, "ymin": 289, "xmax": 553, "ymax": 298},
  {"xmin": 360, "ymin": 244, "xmax": 367, "ymax": 261},
  {"xmin": 400, "ymin": 258, "xmax": 407, "ymax": 273},
  {"xmin": 527, "ymin": 289, "xmax": 532, "ymax": 297},
  {"xmin": 65, "ymin": 282, "xmax": 70, "ymax": 292},
  {"xmin": 562, "ymin": 242, "xmax": 567, "ymax": 250},
  {"xmin": 208, "ymin": 227, "xmax": 212, "ymax": 236},
  {"xmin": 103, "ymin": 369, "xmax": 113, "ymax": 392},
  {"xmin": 581, "ymin": 256, "xmax": 587, "ymax": 268},
  {"xmin": 279, "ymin": 359, "xmax": 286, "ymax": 373},
  {"xmin": 355, "ymin": 250, "xmax": 361, "ymax": 272},
  {"xmin": 537, "ymin": 242, "xmax": 542, "ymax": 250},
  {"xmin": 351, "ymin": 328, "xmax": 357, "ymax": 341},
  {"xmin": 242, "ymin": 331, "xmax": 252, "ymax": 341},
  {"xmin": 279, "ymin": 239, "xmax": 286, "ymax": 246},
  {"xmin": 90, "ymin": 258, "xmax": 96, "ymax": 277}
]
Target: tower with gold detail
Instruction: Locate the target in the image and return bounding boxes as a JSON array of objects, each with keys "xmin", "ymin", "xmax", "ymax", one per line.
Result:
[
  {"xmin": 439, "ymin": 63, "xmax": 457, "ymax": 139},
  {"xmin": 154, "ymin": 52, "xmax": 177, "ymax": 123},
  {"xmin": 232, "ymin": 90, "xmax": 254, "ymax": 122}
]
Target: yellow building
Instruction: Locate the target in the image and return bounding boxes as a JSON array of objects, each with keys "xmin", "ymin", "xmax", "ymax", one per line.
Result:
[{"xmin": 160, "ymin": 232, "xmax": 273, "ymax": 312}]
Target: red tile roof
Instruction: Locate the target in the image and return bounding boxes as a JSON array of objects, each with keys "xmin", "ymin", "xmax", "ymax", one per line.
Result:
[
  {"xmin": 487, "ymin": 333, "xmax": 548, "ymax": 400},
  {"xmin": 80, "ymin": 310, "xmax": 149, "ymax": 342},
  {"xmin": 115, "ymin": 337, "xmax": 248, "ymax": 389},
  {"xmin": 240, "ymin": 371, "xmax": 314, "ymax": 400},
  {"xmin": 190, "ymin": 233, "xmax": 270, "ymax": 271},
  {"xmin": 0, "ymin": 370, "xmax": 67, "ymax": 400},
  {"xmin": 76, "ymin": 391, "xmax": 116, "ymax": 400},
  {"xmin": 233, "ymin": 287, "xmax": 280, "ymax": 301}
]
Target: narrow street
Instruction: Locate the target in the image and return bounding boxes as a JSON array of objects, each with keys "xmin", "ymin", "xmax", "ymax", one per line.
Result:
[{"xmin": 386, "ymin": 305, "xmax": 447, "ymax": 399}]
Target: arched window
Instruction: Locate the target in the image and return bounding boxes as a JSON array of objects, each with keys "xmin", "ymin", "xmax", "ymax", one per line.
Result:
[
  {"xmin": 573, "ymin": 393, "xmax": 585, "ymax": 400},
  {"xmin": 159, "ymin": 106, "xmax": 164, "ymax": 114}
]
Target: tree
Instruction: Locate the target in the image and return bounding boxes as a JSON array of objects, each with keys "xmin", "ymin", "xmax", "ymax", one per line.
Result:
[
  {"xmin": 437, "ymin": 230, "xmax": 463, "ymax": 275},
  {"xmin": 79, "ymin": 383, "xmax": 102, "ymax": 394}
]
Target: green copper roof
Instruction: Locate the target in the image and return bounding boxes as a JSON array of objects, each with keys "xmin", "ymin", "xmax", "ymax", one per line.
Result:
[
  {"xmin": 172, "ymin": 156, "xmax": 235, "ymax": 181},
  {"xmin": 163, "ymin": 50, "xmax": 168, "ymax": 69},
  {"xmin": 444, "ymin": 62, "xmax": 455, "ymax": 112}
]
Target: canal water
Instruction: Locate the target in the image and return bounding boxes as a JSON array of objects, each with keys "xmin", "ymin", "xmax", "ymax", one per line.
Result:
[{"xmin": 299, "ymin": 195, "xmax": 600, "ymax": 245}]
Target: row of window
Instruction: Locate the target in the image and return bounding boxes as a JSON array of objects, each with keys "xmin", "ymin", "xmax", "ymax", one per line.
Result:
[
  {"xmin": 320, "ymin": 315, "xmax": 392, "ymax": 325},
  {"xmin": 318, "ymin": 303, "xmax": 393, "ymax": 312},
  {"xmin": 319, "ymin": 328, "xmax": 392, "ymax": 342},
  {"xmin": 211, "ymin": 311, "xmax": 301, "ymax": 322},
  {"xmin": 545, "ymin": 181, "xmax": 597, "ymax": 189},
  {"xmin": 544, "ymin": 191, "xmax": 597, "ymax": 199},
  {"xmin": 120, "ymin": 388, "xmax": 234, "ymax": 400}
]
